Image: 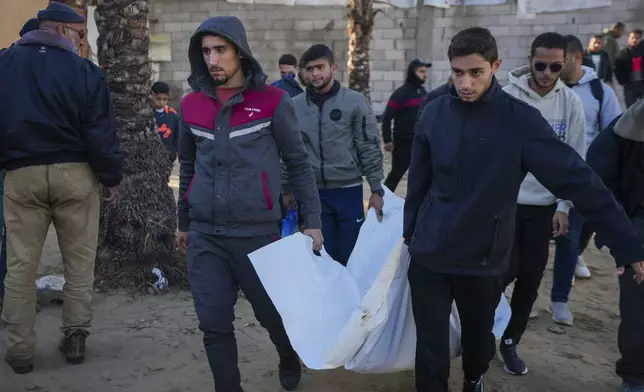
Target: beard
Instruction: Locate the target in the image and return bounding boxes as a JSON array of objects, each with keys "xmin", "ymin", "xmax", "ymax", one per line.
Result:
[
  {"xmin": 307, "ymin": 75, "xmax": 333, "ymax": 91},
  {"xmin": 530, "ymin": 68, "xmax": 557, "ymax": 89}
]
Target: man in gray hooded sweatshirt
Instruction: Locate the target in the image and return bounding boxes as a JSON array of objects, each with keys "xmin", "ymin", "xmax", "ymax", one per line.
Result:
[
  {"xmin": 587, "ymin": 100, "xmax": 644, "ymax": 392},
  {"xmin": 176, "ymin": 16, "xmax": 323, "ymax": 392}
]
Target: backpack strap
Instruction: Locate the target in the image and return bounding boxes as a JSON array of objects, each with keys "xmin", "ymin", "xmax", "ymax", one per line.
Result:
[{"xmin": 589, "ymin": 78, "xmax": 604, "ymax": 131}]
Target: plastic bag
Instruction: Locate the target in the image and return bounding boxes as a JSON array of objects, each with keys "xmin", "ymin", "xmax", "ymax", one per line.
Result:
[
  {"xmin": 280, "ymin": 207, "xmax": 299, "ymax": 238},
  {"xmin": 248, "ymin": 188, "xmax": 512, "ymax": 373}
]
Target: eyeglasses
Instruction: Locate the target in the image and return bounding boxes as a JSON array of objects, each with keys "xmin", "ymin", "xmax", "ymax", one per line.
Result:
[
  {"xmin": 534, "ymin": 61, "xmax": 563, "ymax": 73},
  {"xmin": 64, "ymin": 25, "xmax": 85, "ymax": 40}
]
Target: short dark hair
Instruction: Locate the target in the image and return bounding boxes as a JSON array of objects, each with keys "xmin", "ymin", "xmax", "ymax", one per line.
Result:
[
  {"xmin": 448, "ymin": 27, "xmax": 498, "ymax": 64},
  {"xmin": 278, "ymin": 54, "xmax": 298, "ymax": 67},
  {"xmin": 563, "ymin": 34, "xmax": 584, "ymax": 55},
  {"xmin": 631, "ymin": 29, "xmax": 643, "ymax": 37},
  {"xmin": 613, "ymin": 21, "xmax": 626, "ymax": 30},
  {"xmin": 592, "ymin": 34, "xmax": 604, "ymax": 40},
  {"xmin": 151, "ymin": 81, "xmax": 170, "ymax": 95},
  {"xmin": 530, "ymin": 32, "xmax": 567, "ymax": 57},
  {"xmin": 299, "ymin": 44, "xmax": 335, "ymax": 68}
]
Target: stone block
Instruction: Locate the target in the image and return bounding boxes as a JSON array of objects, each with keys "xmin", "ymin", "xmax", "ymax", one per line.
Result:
[
  {"xmin": 372, "ymin": 80, "xmax": 394, "ymax": 92},
  {"xmin": 395, "ymin": 39, "xmax": 416, "ymax": 50},
  {"xmin": 590, "ymin": 12, "xmax": 618, "ymax": 24},
  {"xmin": 541, "ymin": 13, "xmax": 568, "ymax": 25},
  {"xmin": 171, "ymin": 61, "xmax": 191, "ymax": 72},
  {"xmin": 498, "ymin": 15, "xmax": 521, "ymax": 26},
  {"xmin": 381, "ymin": 29, "xmax": 404, "ymax": 39},
  {"xmin": 489, "ymin": 26, "xmax": 511, "ymax": 37},
  {"xmin": 384, "ymin": 70, "xmax": 403, "ymax": 81},
  {"xmin": 173, "ymin": 70, "xmax": 191, "ymax": 81},
  {"xmin": 372, "ymin": 59, "xmax": 395, "ymax": 70},
  {"xmin": 509, "ymin": 25, "xmax": 533, "ymax": 36},
  {"xmin": 180, "ymin": 2, "xmax": 202, "ymax": 12},
  {"xmin": 578, "ymin": 23, "xmax": 604, "ymax": 34},
  {"xmin": 162, "ymin": 22, "xmax": 184, "ymax": 33},
  {"xmin": 198, "ymin": 1, "xmax": 218, "ymax": 12},
  {"xmin": 181, "ymin": 22, "xmax": 201, "ymax": 32},
  {"xmin": 373, "ymin": 39, "xmax": 395, "ymax": 50},
  {"xmin": 294, "ymin": 20, "xmax": 315, "ymax": 30}
]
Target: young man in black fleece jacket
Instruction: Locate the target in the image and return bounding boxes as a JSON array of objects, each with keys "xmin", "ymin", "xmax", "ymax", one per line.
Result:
[
  {"xmin": 381, "ymin": 59, "xmax": 430, "ymax": 192},
  {"xmin": 405, "ymin": 27, "xmax": 644, "ymax": 392},
  {"xmin": 0, "ymin": 3, "xmax": 122, "ymax": 374}
]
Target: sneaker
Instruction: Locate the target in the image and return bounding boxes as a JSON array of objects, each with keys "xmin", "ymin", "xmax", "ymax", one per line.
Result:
[
  {"xmin": 550, "ymin": 302, "xmax": 574, "ymax": 326},
  {"xmin": 462, "ymin": 375, "xmax": 484, "ymax": 392},
  {"xmin": 529, "ymin": 305, "xmax": 539, "ymax": 319},
  {"xmin": 621, "ymin": 381, "xmax": 644, "ymax": 391},
  {"xmin": 5, "ymin": 354, "xmax": 34, "ymax": 374},
  {"xmin": 575, "ymin": 256, "xmax": 592, "ymax": 278},
  {"xmin": 499, "ymin": 339, "xmax": 528, "ymax": 375},
  {"xmin": 58, "ymin": 330, "xmax": 87, "ymax": 365},
  {"xmin": 278, "ymin": 354, "xmax": 302, "ymax": 391}
]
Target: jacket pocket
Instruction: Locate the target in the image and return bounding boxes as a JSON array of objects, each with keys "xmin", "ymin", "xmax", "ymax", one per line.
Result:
[
  {"xmin": 483, "ymin": 214, "xmax": 502, "ymax": 266},
  {"xmin": 261, "ymin": 171, "xmax": 273, "ymax": 210}
]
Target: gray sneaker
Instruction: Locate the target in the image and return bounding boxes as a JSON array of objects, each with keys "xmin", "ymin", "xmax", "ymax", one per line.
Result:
[{"xmin": 550, "ymin": 302, "xmax": 574, "ymax": 326}]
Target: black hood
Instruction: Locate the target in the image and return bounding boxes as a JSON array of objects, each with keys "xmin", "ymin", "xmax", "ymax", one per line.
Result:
[
  {"xmin": 406, "ymin": 59, "xmax": 431, "ymax": 88},
  {"xmin": 187, "ymin": 16, "xmax": 267, "ymax": 92}
]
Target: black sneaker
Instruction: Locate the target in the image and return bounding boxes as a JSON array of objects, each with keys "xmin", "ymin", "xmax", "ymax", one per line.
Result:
[
  {"xmin": 5, "ymin": 354, "xmax": 34, "ymax": 374},
  {"xmin": 462, "ymin": 375, "xmax": 484, "ymax": 392},
  {"xmin": 499, "ymin": 339, "xmax": 528, "ymax": 375},
  {"xmin": 278, "ymin": 354, "xmax": 302, "ymax": 391}
]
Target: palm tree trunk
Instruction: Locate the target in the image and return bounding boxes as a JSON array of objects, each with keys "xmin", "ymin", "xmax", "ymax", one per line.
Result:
[
  {"xmin": 347, "ymin": 0, "xmax": 377, "ymax": 101},
  {"xmin": 94, "ymin": 0, "xmax": 185, "ymax": 290}
]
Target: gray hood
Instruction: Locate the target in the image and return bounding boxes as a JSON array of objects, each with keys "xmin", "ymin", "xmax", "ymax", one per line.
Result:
[
  {"xmin": 614, "ymin": 99, "xmax": 644, "ymax": 142},
  {"xmin": 187, "ymin": 16, "xmax": 267, "ymax": 92},
  {"xmin": 16, "ymin": 30, "xmax": 77, "ymax": 54},
  {"xmin": 507, "ymin": 65, "xmax": 567, "ymax": 100}
]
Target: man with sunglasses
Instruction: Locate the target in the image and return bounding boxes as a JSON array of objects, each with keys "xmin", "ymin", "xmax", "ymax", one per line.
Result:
[
  {"xmin": 0, "ymin": 2, "xmax": 121, "ymax": 374},
  {"xmin": 499, "ymin": 32, "xmax": 587, "ymax": 376}
]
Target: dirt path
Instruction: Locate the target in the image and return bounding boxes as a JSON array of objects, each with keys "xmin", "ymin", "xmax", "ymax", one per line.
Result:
[{"xmin": 0, "ymin": 160, "xmax": 626, "ymax": 392}]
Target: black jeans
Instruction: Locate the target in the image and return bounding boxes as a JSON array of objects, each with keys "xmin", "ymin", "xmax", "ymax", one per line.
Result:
[
  {"xmin": 384, "ymin": 137, "xmax": 413, "ymax": 192},
  {"xmin": 578, "ymin": 221, "xmax": 594, "ymax": 255},
  {"xmin": 624, "ymin": 84, "xmax": 644, "ymax": 108},
  {"xmin": 502, "ymin": 204, "xmax": 555, "ymax": 344},
  {"xmin": 187, "ymin": 231, "xmax": 295, "ymax": 392},
  {"xmin": 616, "ymin": 215, "xmax": 644, "ymax": 386},
  {"xmin": 408, "ymin": 261, "xmax": 502, "ymax": 392}
]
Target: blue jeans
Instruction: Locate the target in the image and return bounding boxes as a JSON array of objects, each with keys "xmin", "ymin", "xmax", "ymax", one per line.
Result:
[
  {"xmin": 551, "ymin": 208, "xmax": 583, "ymax": 303},
  {"xmin": 319, "ymin": 185, "xmax": 365, "ymax": 266}
]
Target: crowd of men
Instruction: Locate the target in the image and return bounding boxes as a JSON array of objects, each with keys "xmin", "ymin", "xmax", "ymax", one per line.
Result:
[{"xmin": 0, "ymin": 2, "xmax": 643, "ymax": 392}]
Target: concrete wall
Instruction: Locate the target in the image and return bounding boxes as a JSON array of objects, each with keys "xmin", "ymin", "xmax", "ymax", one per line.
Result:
[
  {"xmin": 428, "ymin": 0, "xmax": 644, "ymax": 92},
  {"xmin": 151, "ymin": 0, "xmax": 418, "ymax": 108},
  {"xmin": 151, "ymin": 0, "xmax": 643, "ymax": 109}
]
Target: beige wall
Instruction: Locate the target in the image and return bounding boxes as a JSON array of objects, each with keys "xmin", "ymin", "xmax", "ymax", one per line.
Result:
[{"xmin": 0, "ymin": 0, "xmax": 48, "ymax": 48}]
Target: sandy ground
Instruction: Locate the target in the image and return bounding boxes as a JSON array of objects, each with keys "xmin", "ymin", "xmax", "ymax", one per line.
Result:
[{"xmin": 0, "ymin": 158, "xmax": 627, "ymax": 392}]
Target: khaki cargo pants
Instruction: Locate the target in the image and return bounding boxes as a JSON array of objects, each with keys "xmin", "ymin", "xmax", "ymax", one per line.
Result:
[{"xmin": 1, "ymin": 163, "xmax": 100, "ymax": 360}]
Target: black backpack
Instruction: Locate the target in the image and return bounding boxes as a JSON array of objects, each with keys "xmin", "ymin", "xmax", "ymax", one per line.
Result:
[{"xmin": 589, "ymin": 78, "xmax": 604, "ymax": 131}]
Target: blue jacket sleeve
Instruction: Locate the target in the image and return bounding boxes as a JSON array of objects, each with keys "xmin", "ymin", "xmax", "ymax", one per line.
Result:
[
  {"xmin": 403, "ymin": 109, "xmax": 434, "ymax": 243},
  {"xmin": 82, "ymin": 64, "xmax": 122, "ymax": 187},
  {"xmin": 521, "ymin": 111, "xmax": 644, "ymax": 267},
  {"xmin": 177, "ymin": 115, "xmax": 196, "ymax": 232}
]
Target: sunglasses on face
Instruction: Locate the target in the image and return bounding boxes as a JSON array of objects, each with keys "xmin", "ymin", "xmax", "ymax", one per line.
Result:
[{"xmin": 534, "ymin": 61, "xmax": 563, "ymax": 73}]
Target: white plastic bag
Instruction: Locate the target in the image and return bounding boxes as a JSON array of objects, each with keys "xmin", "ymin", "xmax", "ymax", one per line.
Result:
[{"xmin": 248, "ymin": 188, "xmax": 512, "ymax": 373}]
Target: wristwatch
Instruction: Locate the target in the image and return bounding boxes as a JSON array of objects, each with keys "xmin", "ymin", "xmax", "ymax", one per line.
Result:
[{"xmin": 372, "ymin": 188, "xmax": 385, "ymax": 197}]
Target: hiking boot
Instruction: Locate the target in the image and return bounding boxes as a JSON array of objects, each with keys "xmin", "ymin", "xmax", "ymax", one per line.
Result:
[
  {"xmin": 462, "ymin": 375, "xmax": 484, "ymax": 392},
  {"xmin": 5, "ymin": 354, "xmax": 34, "ymax": 374},
  {"xmin": 550, "ymin": 302, "xmax": 574, "ymax": 326},
  {"xmin": 575, "ymin": 256, "xmax": 592, "ymax": 278},
  {"xmin": 499, "ymin": 339, "xmax": 528, "ymax": 375},
  {"xmin": 621, "ymin": 381, "xmax": 644, "ymax": 392},
  {"xmin": 58, "ymin": 330, "xmax": 87, "ymax": 365},
  {"xmin": 278, "ymin": 354, "xmax": 302, "ymax": 390}
]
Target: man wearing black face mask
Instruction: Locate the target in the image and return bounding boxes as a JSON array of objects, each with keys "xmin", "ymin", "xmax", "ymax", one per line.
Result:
[{"xmin": 382, "ymin": 59, "xmax": 431, "ymax": 192}]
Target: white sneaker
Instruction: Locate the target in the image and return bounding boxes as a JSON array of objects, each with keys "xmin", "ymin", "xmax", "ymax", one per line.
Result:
[
  {"xmin": 529, "ymin": 305, "xmax": 539, "ymax": 319},
  {"xmin": 550, "ymin": 302, "xmax": 574, "ymax": 326},
  {"xmin": 575, "ymin": 256, "xmax": 592, "ymax": 279}
]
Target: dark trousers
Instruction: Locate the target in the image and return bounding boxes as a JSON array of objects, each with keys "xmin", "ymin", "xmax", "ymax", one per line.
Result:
[
  {"xmin": 624, "ymin": 85, "xmax": 644, "ymax": 108},
  {"xmin": 408, "ymin": 261, "xmax": 502, "ymax": 392},
  {"xmin": 187, "ymin": 231, "xmax": 295, "ymax": 392},
  {"xmin": 319, "ymin": 185, "xmax": 364, "ymax": 266},
  {"xmin": 0, "ymin": 228, "xmax": 6, "ymax": 295},
  {"xmin": 502, "ymin": 204, "xmax": 555, "ymax": 343},
  {"xmin": 616, "ymin": 215, "xmax": 644, "ymax": 386},
  {"xmin": 578, "ymin": 221, "xmax": 594, "ymax": 255},
  {"xmin": 384, "ymin": 137, "xmax": 413, "ymax": 193}
]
